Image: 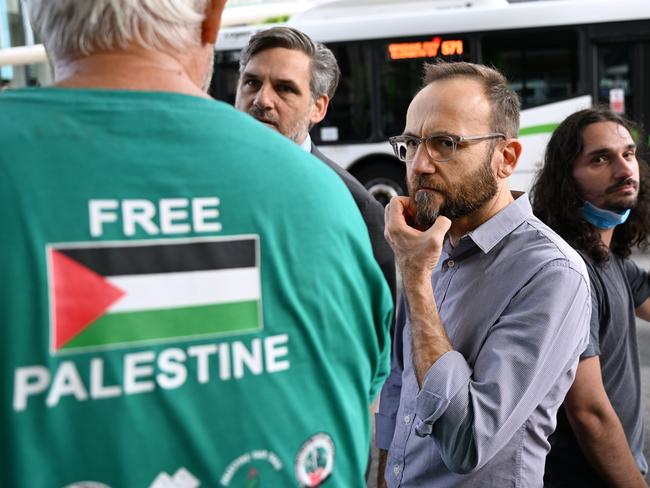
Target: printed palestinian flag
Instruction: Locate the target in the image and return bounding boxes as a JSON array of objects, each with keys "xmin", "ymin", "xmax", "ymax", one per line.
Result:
[{"xmin": 47, "ymin": 236, "xmax": 262, "ymax": 354}]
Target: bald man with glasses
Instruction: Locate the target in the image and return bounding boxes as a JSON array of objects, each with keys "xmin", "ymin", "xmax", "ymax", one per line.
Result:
[{"xmin": 375, "ymin": 61, "xmax": 591, "ymax": 487}]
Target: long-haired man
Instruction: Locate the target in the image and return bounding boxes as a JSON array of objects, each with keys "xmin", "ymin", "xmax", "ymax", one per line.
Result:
[{"xmin": 532, "ymin": 106, "xmax": 650, "ymax": 487}]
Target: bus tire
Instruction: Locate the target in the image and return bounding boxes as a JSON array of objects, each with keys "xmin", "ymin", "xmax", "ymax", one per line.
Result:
[{"xmin": 351, "ymin": 160, "xmax": 407, "ymax": 207}]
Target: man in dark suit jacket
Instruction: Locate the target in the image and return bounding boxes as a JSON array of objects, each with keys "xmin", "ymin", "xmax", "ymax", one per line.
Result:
[
  {"xmin": 311, "ymin": 145, "xmax": 396, "ymax": 305},
  {"xmin": 235, "ymin": 26, "xmax": 396, "ymax": 306}
]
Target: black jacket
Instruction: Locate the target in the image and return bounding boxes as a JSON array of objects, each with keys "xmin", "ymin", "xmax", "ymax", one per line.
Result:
[{"xmin": 311, "ymin": 145, "xmax": 397, "ymax": 308}]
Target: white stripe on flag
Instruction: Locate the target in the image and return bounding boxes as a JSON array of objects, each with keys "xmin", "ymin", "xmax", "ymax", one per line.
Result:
[{"xmin": 107, "ymin": 267, "xmax": 260, "ymax": 313}]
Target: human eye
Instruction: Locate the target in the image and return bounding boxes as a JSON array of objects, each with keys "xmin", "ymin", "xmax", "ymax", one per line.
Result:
[
  {"xmin": 277, "ymin": 83, "xmax": 298, "ymax": 94},
  {"xmin": 404, "ymin": 137, "xmax": 419, "ymax": 148},
  {"xmin": 591, "ymin": 154, "xmax": 608, "ymax": 165},
  {"xmin": 429, "ymin": 136, "xmax": 455, "ymax": 153},
  {"xmin": 242, "ymin": 78, "xmax": 260, "ymax": 90},
  {"xmin": 624, "ymin": 149, "xmax": 637, "ymax": 160},
  {"xmin": 438, "ymin": 137, "xmax": 455, "ymax": 149}
]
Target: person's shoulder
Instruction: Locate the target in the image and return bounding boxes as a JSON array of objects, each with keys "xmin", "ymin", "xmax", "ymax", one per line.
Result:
[
  {"xmin": 514, "ymin": 213, "xmax": 590, "ymax": 279},
  {"xmin": 0, "ymin": 87, "xmax": 43, "ymax": 113},
  {"xmin": 621, "ymin": 254, "xmax": 646, "ymax": 276},
  {"xmin": 215, "ymin": 127, "xmax": 361, "ymax": 224},
  {"xmin": 0, "ymin": 88, "xmax": 61, "ymax": 145},
  {"xmin": 311, "ymin": 146, "xmax": 357, "ymax": 186},
  {"xmin": 311, "ymin": 144, "xmax": 383, "ymax": 214}
]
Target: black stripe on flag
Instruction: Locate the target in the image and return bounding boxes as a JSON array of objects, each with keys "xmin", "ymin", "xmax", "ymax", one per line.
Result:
[{"xmin": 58, "ymin": 238, "xmax": 256, "ymax": 276}]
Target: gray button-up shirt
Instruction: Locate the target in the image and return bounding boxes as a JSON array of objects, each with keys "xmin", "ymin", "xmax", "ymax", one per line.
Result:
[{"xmin": 376, "ymin": 193, "xmax": 591, "ymax": 487}]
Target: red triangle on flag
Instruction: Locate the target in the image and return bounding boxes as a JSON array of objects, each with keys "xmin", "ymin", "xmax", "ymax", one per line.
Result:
[{"xmin": 50, "ymin": 249, "xmax": 125, "ymax": 350}]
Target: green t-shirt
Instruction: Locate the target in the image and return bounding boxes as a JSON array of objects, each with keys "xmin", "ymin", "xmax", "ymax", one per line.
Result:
[{"xmin": 0, "ymin": 88, "xmax": 392, "ymax": 487}]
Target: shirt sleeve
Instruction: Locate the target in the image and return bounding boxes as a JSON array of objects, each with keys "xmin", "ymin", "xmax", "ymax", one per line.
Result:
[
  {"xmin": 375, "ymin": 294, "xmax": 407, "ymax": 450},
  {"xmin": 624, "ymin": 258, "xmax": 650, "ymax": 307},
  {"xmin": 581, "ymin": 258, "xmax": 602, "ymax": 358},
  {"xmin": 581, "ymin": 293, "xmax": 601, "ymax": 358},
  {"xmin": 412, "ymin": 260, "xmax": 591, "ymax": 474},
  {"xmin": 369, "ymin": 302, "xmax": 394, "ymax": 403}
]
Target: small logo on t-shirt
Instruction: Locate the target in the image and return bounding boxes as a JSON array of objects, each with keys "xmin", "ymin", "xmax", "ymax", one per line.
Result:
[
  {"xmin": 295, "ymin": 433, "xmax": 335, "ymax": 487},
  {"xmin": 219, "ymin": 450, "xmax": 283, "ymax": 486},
  {"xmin": 149, "ymin": 467, "xmax": 199, "ymax": 488}
]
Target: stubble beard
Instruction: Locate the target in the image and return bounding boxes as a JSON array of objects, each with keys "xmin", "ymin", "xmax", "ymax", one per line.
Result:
[
  {"xmin": 602, "ymin": 177, "xmax": 639, "ymax": 212},
  {"xmin": 246, "ymin": 105, "xmax": 312, "ymax": 144},
  {"xmin": 286, "ymin": 108, "xmax": 314, "ymax": 144},
  {"xmin": 605, "ymin": 197, "xmax": 638, "ymax": 213},
  {"xmin": 409, "ymin": 150, "xmax": 499, "ymax": 230}
]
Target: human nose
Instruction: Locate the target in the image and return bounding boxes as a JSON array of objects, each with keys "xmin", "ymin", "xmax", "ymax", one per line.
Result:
[
  {"xmin": 613, "ymin": 154, "xmax": 635, "ymax": 180},
  {"xmin": 253, "ymin": 84, "xmax": 274, "ymax": 110}
]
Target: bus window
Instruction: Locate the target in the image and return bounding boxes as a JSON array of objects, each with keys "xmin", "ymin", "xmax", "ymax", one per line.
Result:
[
  {"xmin": 482, "ymin": 30, "xmax": 579, "ymax": 109},
  {"xmin": 312, "ymin": 42, "xmax": 372, "ymax": 144},
  {"xmin": 210, "ymin": 49, "xmax": 241, "ymax": 106},
  {"xmin": 377, "ymin": 36, "xmax": 469, "ymax": 138},
  {"xmin": 596, "ymin": 44, "xmax": 633, "ymax": 118},
  {"xmin": 378, "ymin": 55, "xmax": 424, "ymax": 138}
]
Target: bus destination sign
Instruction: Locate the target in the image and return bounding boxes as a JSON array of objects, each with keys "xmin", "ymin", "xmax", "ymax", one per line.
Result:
[{"xmin": 388, "ymin": 37, "xmax": 464, "ymax": 60}]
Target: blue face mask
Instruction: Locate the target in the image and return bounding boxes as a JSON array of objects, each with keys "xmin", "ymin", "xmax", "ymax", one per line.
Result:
[{"xmin": 580, "ymin": 201, "xmax": 631, "ymax": 229}]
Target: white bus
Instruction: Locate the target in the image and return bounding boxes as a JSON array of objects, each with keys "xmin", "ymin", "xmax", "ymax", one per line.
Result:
[{"xmin": 210, "ymin": 0, "xmax": 650, "ymax": 204}]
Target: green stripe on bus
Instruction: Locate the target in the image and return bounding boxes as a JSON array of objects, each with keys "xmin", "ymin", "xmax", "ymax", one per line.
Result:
[
  {"xmin": 61, "ymin": 300, "xmax": 261, "ymax": 351},
  {"xmin": 518, "ymin": 123, "xmax": 559, "ymax": 137}
]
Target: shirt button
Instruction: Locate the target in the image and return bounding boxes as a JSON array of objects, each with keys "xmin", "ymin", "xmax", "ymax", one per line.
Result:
[
  {"xmin": 393, "ymin": 465, "xmax": 401, "ymax": 475},
  {"xmin": 447, "ymin": 259, "xmax": 455, "ymax": 268},
  {"xmin": 404, "ymin": 415, "xmax": 411, "ymax": 424}
]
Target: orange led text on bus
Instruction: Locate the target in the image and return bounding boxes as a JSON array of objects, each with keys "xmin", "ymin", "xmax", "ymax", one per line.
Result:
[{"xmin": 388, "ymin": 37, "xmax": 464, "ymax": 60}]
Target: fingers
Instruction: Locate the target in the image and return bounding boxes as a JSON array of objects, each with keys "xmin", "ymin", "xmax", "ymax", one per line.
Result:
[
  {"xmin": 384, "ymin": 196, "xmax": 411, "ymax": 223},
  {"xmin": 425, "ymin": 215, "xmax": 451, "ymax": 241},
  {"xmin": 385, "ymin": 196, "xmax": 417, "ymax": 228},
  {"xmin": 384, "ymin": 196, "xmax": 450, "ymax": 251},
  {"xmin": 384, "ymin": 196, "xmax": 449, "ymax": 275},
  {"xmin": 384, "ymin": 196, "xmax": 415, "ymax": 242}
]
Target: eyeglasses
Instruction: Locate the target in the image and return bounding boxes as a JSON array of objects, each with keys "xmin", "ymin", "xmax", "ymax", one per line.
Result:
[{"xmin": 388, "ymin": 132, "xmax": 506, "ymax": 163}]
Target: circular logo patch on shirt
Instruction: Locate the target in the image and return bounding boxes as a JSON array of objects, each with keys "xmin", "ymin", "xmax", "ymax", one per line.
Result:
[{"xmin": 295, "ymin": 432, "xmax": 335, "ymax": 487}]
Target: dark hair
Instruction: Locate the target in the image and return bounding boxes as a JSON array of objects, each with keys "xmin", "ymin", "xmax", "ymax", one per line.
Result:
[
  {"xmin": 239, "ymin": 26, "xmax": 340, "ymax": 100},
  {"xmin": 530, "ymin": 106, "xmax": 650, "ymax": 263},
  {"xmin": 423, "ymin": 61, "xmax": 520, "ymax": 138}
]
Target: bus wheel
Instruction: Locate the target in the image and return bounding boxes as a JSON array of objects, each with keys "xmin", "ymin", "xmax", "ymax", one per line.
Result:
[{"xmin": 352, "ymin": 161, "xmax": 406, "ymax": 206}]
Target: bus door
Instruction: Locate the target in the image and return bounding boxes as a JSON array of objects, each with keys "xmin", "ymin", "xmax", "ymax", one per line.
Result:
[{"xmin": 592, "ymin": 31, "xmax": 650, "ymax": 153}]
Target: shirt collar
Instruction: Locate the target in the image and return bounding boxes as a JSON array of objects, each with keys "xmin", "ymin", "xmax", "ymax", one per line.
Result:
[
  {"xmin": 299, "ymin": 133, "xmax": 312, "ymax": 153},
  {"xmin": 469, "ymin": 191, "xmax": 532, "ymax": 253},
  {"xmin": 445, "ymin": 191, "xmax": 532, "ymax": 256}
]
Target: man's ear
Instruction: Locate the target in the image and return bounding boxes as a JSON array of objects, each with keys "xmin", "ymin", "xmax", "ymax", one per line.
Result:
[
  {"xmin": 202, "ymin": 0, "xmax": 228, "ymax": 45},
  {"xmin": 310, "ymin": 94, "xmax": 330, "ymax": 125},
  {"xmin": 496, "ymin": 138, "xmax": 522, "ymax": 178}
]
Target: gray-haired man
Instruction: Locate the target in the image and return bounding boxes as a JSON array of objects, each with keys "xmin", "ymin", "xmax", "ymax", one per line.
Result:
[
  {"xmin": 1, "ymin": 2, "xmax": 392, "ymax": 486},
  {"xmin": 235, "ymin": 26, "xmax": 396, "ymax": 307}
]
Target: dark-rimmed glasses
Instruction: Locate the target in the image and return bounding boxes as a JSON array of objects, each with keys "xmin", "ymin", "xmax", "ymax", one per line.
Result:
[{"xmin": 388, "ymin": 132, "xmax": 506, "ymax": 163}]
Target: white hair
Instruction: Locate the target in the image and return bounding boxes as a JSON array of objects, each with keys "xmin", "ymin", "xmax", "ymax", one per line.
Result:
[{"xmin": 25, "ymin": 0, "xmax": 209, "ymax": 60}]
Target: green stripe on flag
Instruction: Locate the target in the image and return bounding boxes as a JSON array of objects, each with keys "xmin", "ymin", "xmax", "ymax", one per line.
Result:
[
  {"xmin": 518, "ymin": 123, "xmax": 559, "ymax": 137},
  {"xmin": 61, "ymin": 300, "xmax": 261, "ymax": 351}
]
